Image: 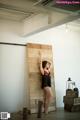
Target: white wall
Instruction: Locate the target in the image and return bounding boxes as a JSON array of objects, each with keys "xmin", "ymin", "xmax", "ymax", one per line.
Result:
[
  {"xmin": 0, "ymin": 45, "xmax": 27, "ymax": 112},
  {"xmin": 0, "ymin": 20, "xmax": 27, "ymax": 112},
  {"xmin": 0, "ymin": 19, "xmax": 80, "ymax": 112}
]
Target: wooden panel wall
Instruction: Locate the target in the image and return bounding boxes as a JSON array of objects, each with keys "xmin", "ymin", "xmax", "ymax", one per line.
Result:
[{"xmin": 27, "ymin": 43, "xmax": 56, "ymax": 113}]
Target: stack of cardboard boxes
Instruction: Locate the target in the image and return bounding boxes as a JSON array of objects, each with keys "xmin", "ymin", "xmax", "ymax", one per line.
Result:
[{"xmin": 63, "ymin": 88, "xmax": 80, "ymax": 112}]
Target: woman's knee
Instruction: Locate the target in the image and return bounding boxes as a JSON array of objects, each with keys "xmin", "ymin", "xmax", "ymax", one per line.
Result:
[
  {"xmin": 48, "ymin": 89, "xmax": 53, "ymax": 99},
  {"xmin": 49, "ymin": 93, "xmax": 52, "ymax": 100}
]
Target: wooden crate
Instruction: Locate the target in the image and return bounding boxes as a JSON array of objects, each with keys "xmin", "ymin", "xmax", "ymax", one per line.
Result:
[
  {"xmin": 26, "ymin": 43, "xmax": 56, "ymax": 113},
  {"xmin": 66, "ymin": 90, "xmax": 78, "ymax": 97},
  {"xmin": 74, "ymin": 97, "xmax": 80, "ymax": 105}
]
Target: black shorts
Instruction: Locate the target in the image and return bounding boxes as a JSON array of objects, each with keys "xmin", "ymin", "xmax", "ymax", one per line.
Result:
[{"xmin": 41, "ymin": 75, "xmax": 51, "ymax": 89}]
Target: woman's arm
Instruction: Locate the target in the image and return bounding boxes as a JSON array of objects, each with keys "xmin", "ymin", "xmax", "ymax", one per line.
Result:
[
  {"xmin": 39, "ymin": 52, "xmax": 44, "ymax": 75},
  {"xmin": 48, "ymin": 62, "xmax": 51, "ymax": 74},
  {"xmin": 40, "ymin": 60, "xmax": 44, "ymax": 75}
]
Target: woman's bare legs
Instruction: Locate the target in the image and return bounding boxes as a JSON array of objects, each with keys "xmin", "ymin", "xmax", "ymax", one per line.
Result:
[
  {"xmin": 43, "ymin": 87, "xmax": 53, "ymax": 113},
  {"xmin": 43, "ymin": 89, "xmax": 46, "ymax": 110}
]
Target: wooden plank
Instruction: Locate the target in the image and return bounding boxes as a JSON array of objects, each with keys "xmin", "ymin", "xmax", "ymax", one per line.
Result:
[
  {"xmin": 26, "ymin": 43, "xmax": 56, "ymax": 113},
  {"xmin": 27, "ymin": 49, "xmax": 53, "ymax": 59},
  {"xmin": 27, "ymin": 43, "xmax": 52, "ymax": 49}
]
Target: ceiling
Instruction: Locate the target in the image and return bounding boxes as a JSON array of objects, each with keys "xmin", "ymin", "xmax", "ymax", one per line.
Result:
[
  {"xmin": 0, "ymin": 0, "xmax": 79, "ymax": 36},
  {"xmin": 0, "ymin": 0, "xmax": 49, "ymax": 21},
  {"xmin": 0, "ymin": 0, "xmax": 80, "ymax": 21}
]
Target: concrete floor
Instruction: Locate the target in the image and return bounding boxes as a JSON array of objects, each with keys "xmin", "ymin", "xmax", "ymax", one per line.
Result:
[{"xmin": 11, "ymin": 109, "xmax": 80, "ymax": 120}]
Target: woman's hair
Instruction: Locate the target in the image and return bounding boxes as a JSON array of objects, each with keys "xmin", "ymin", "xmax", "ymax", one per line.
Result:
[{"xmin": 42, "ymin": 60, "xmax": 51, "ymax": 68}]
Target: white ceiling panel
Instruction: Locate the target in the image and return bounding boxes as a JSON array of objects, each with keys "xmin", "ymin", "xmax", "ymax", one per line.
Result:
[{"xmin": 0, "ymin": 7, "xmax": 34, "ymax": 21}]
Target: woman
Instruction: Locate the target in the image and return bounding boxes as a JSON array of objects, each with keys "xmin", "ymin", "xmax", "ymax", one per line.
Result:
[{"xmin": 39, "ymin": 56, "xmax": 53, "ymax": 114}]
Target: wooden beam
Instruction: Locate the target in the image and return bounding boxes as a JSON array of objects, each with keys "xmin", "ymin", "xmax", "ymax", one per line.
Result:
[{"xmin": 0, "ymin": 42, "xmax": 26, "ymax": 46}]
